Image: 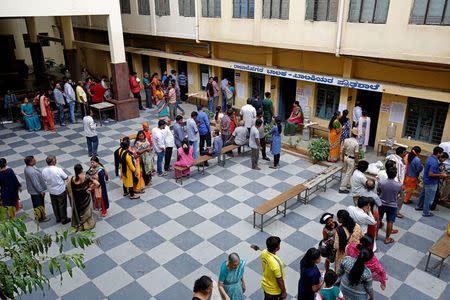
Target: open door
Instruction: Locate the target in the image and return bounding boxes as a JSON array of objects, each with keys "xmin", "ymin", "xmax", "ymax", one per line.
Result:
[
  {"xmin": 278, "ymin": 78, "xmax": 297, "ymax": 120},
  {"xmin": 357, "ymin": 90, "xmax": 382, "ymax": 146}
]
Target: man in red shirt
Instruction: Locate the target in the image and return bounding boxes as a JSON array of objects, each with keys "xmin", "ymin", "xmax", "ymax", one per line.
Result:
[
  {"xmin": 88, "ymin": 79, "xmax": 106, "ymax": 103},
  {"xmin": 129, "ymin": 72, "xmax": 144, "ymax": 110}
]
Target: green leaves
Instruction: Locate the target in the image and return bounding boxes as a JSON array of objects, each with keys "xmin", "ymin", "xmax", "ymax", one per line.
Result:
[{"xmin": 307, "ymin": 138, "xmax": 329, "ymax": 162}]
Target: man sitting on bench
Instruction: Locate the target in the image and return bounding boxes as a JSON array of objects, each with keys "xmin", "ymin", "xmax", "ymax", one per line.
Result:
[
  {"xmin": 200, "ymin": 129, "xmax": 223, "ymax": 166},
  {"xmin": 226, "ymin": 120, "xmax": 248, "ymax": 156}
]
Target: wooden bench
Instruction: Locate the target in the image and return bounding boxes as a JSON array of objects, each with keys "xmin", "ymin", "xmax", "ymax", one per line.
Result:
[
  {"xmin": 425, "ymin": 234, "xmax": 450, "ymax": 278},
  {"xmin": 253, "ymin": 184, "xmax": 307, "ymax": 231},
  {"xmin": 298, "ymin": 164, "xmax": 343, "ymax": 204},
  {"xmin": 308, "ymin": 124, "xmax": 329, "ymax": 138}
]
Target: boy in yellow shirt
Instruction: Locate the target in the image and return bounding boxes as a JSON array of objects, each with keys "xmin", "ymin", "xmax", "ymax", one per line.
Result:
[{"xmin": 261, "ymin": 236, "xmax": 287, "ymax": 299}]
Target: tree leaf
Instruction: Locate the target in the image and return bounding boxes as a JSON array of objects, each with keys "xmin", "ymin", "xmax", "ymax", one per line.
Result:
[
  {"xmin": 71, "ymin": 235, "xmax": 76, "ymax": 248},
  {"xmin": 62, "ymin": 258, "xmax": 72, "ymax": 277}
]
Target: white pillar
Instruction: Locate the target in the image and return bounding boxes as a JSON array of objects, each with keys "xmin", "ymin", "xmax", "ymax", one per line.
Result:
[{"xmin": 107, "ymin": 0, "xmax": 126, "ymax": 64}]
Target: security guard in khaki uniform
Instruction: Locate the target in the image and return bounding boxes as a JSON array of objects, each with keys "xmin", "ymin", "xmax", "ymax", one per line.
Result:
[{"xmin": 339, "ymin": 128, "xmax": 360, "ymax": 193}]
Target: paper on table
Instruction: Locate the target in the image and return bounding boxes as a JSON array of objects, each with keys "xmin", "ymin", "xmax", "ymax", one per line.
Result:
[
  {"xmin": 188, "ymin": 69, "xmax": 193, "ymax": 85},
  {"xmin": 201, "ymin": 73, "xmax": 209, "ymax": 87},
  {"xmin": 237, "ymin": 83, "xmax": 245, "ymax": 99},
  {"xmin": 297, "ymin": 95, "xmax": 308, "ymax": 109},
  {"xmin": 389, "ymin": 102, "xmax": 406, "ymax": 123},
  {"xmin": 304, "ymin": 85, "xmax": 313, "ymax": 98}
]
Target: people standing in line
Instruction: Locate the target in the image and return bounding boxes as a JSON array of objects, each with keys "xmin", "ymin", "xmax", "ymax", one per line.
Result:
[
  {"xmin": 220, "ymin": 76, "xmax": 229, "ymax": 110},
  {"xmin": 89, "ymin": 79, "xmax": 106, "ymax": 104},
  {"xmin": 155, "ymin": 84, "xmax": 169, "ymax": 120},
  {"xmin": 314, "ymin": 269, "xmax": 344, "ymax": 300},
  {"xmin": 284, "ymin": 101, "xmax": 304, "ymax": 136},
  {"xmin": 224, "ymin": 81, "xmax": 236, "ymax": 107},
  {"xmin": 319, "ymin": 213, "xmax": 337, "ymax": 271},
  {"xmin": 151, "ymin": 73, "xmax": 159, "ymax": 102},
  {"xmin": 38, "ymin": 91, "xmax": 55, "ymax": 131},
  {"xmin": 226, "ymin": 120, "xmax": 248, "ymax": 156},
  {"xmin": 431, "ymin": 152, "xmax": 450, "ymax": 210},
  {"xmin": 41, "ymin": 155, "xmax": 71, "ymax": 224},
  {"xmin": 200, "ymin": 129, "xmax": 223, "ymax": 160},
  {"xmin": 218, "ymin": 253, "xmax": 246, "ymax": 300},
  {"xmin": 167, "ymin": 82, "xmax": 177, "ymax": 121},
  {"xmin": 161, "ymin": 70, "xmax": 168, "ymax": 84},
  {"xmin": 206, "ymin": 77, "xmax": 214, "ymax": 111},
  {"xmin": 101, "ymin": 76, "xmax": 111, "ymax": 100},
  {"xmin": 178, "ymin": 71, "xmax": 187, "ymax": 102},
  {"xmin": 350, "ymin": 161, "xmax": 369, "ymax": 205},
  {"xmin": 357, "ymin": 110, "xmax": 371, "ymax": 152},
  {"xmin": 386, "ymin": 147, "xmax": 407, "ymax": 218},
  {"xmin": 174, "ymin": 139, "xmax": 194, "ymax": 179},
  {"xmin": 171, "ymin": 70, "xmax": 178, "ymax": 87},
  {"xmin": 256, "ymin": 111, "xmax": 270, "ymax": 161},
  {"xmin": 192, "ymin": 276, "xmax": 213, "ymax": 300},
  {"xmin": 403, "ymin": 146, "xmax": 423, "ymax": 204},
  {"xmin": 152, "ymin": 120, "xmax": 168, "ymax": 177},
  {"xmin": 114, "ymin": 139, "xmax": 140, "ymax": 199},
  {"xmin": 53, "ymin": 83, "xmax": 66, "ymax": 126},
  {"xmin": 133, "ymin": 131, "xmax": 153, "ymax": 187},
  {"xmin": 377, "ymin": 167, "xmax": 402, "ymax": 244},
  {"xmin": 162, "ymin": 119, "xmax": 175, "ymax": 172},
  {"xmin": 298, "ymin": 248, "xmax": 323, "ymax": 300},
  {"xmin": 269, "ymin": 116, "xmax": 283, "ymax": 169},
  {"xmin": 249, "ymin": 119, "xmax": 263, "ymax": 170},
  {"xmin": 241, "ymin": 98, "xmax": 257, "ymax": 134},
  {"xmin": 83, "ymin": 110, "xmax": 98, "ymax": 157},
  {"xmin": 187, "ymin": 111, "xmax": 200, "ymax": 159},
  {"xmin": 212, "ymin": 76, "xmax": 220, "ymax": 112},
  {"xmin": 352, "ymin": 99, "xmax": 362, "ymax": 127},
  {"xmin": 337, "ymin": 247, "xmax": 374, "ymax": 300},
  {"xmin": 64, "ymin": 79, "xmax": 76, "ymax": 124},
  {"xmin": 173, "ymin": 115, "xmax": 186, "ymax": 149},
  {"xmin": 87, "ymin": 156, "xmax": 109, "ymax": 218},
  {"xmin": 339, "ymin": 109, "xmax": 351, "ymax": 142},
  {"xmin": 220, "ymin": 109, "xmax": 232, "ymax": 153},
  {"xmin": 262, "ymin": 92, "xmax": 274, "ymax": 125},
  {"xmin": 21, "ymin": 98, "xmax": 41, "ymax": 131},
  {"xmin": 0, "ymin": 158, "xmax": 22, "ymax": 219},
  {"xmin": 76, "ymin": 81, "xmax": 88, "ymax": 118},
  {"xmin": 347, "ymin": 196, "xmax": 377, "ymax": 235},
  {"xmin": 197, "ymin": 105, "xmax": 212, "ymax": 153},
  {"xmin": 339, "ymin": 128, "xmax": 360, "ymax": 194},
  {"xmin": 328, "ymin": 111, "xmax": 342, "ymax": 163},
  {"xmin": 129, "ymin": 72, "xmax": 144, "ymax": 110},
  {"xmin": 360, "ymin": 179, "xmax": 382, "ymax": 248},
  {"xmin": 416, "ymin": 146, "xmax": 447, "ymax": 217},
  {"xmin": 261, "ymin": 236, "xmax": 286, "ymax": 300},
  {"xmin": 127, "ymin": 138, "xmax": 145, "ymax": 194},
  {"xmin": 171, "ymin": 79, "xmax": 184, "ymax": 116},
  {"xmin": 143, "ymin": 72, "xmax": 152, "ymax": 109},
  {"xmin": 66, "ymin": 164, "xmax": 98, "ymax": 231},
  {"xmin": 24, "ymin": 156, "xmax": 50, "ymax": 223},
  {"xmin": 252, "ymin": 95, "xmax": 262, "ymax": 112}
]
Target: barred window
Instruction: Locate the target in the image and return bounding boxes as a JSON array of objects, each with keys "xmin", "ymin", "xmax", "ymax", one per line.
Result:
[
  {"xmin": 155, "ymin": 0, "xmax": 171, "ymax": 16},
  {"xmin": 403, "ymin": 98, "xmax": 448, "ymax": 144},
  {"xmin": 348, "ymin": 0, "xmax": 390, "ymax": 23},
  {"xmin": 263, "ymin": 0, "xmax": 290, "ymax": 20},
  {"xmin": 410, "ymin": 0, "xmax": 450, "ymax": 25},
  {"xmin": 138, "ymin": 0, "xmax": 151, "ymax": 15},
  {"xmin": 120, "ymin": 0, "xmax": 131, "ymax": 14},
  {"xmin": 305, "ymin": 0, "xmax": 338, "ymax": 21},
  {"xmin": 233, "ymin": 0, "xmax": 255, "ymax": 18},
  {"xmin": 315, "ymin": 84, "xmax": 340, "ymax": 120},
  {"xmin": 201, "ymin": 0, "xmax": 221, "ymax": 17},
  {"xmin": 179, "ymin": 0, "xmax": 196, "ymax": 17}
]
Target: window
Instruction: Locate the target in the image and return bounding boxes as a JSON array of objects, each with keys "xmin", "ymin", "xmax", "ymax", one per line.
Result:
[
  {"xmin": 305, "ymin": 0, "xmax": 338, "ymax": 21},
  {"xmin": 233, "ymin": 0, "xmax": 255, "ymax": 18},
  {"xmin": 315, "ymin": 84, "xmax": 340, "ymax": 120},
  {"xmin": 138, "ymin": 0, "xmax": 151, "ymax": 15},
  {"xmin": 403, "ymin": 98, "xmax": 448, "ymax": 144},
  {"xmin": 199, "ymin": 64, "xmax": 211, "ymax": 91},
  {"xmin": 263, "ymin": 0, "xmax": 290, "ymax": 19},
  {"xmin": 120, "ymin": 0, "xmax": 131, "ymax": 14},
  {"xmin": 348, "ymin": 0, "xmax": 390, "ymax": 23},
  {"xmin": 202, "ymin": 0, "xmax": 221, "ymax": 17},
  {"xmin": 155, "ymin": 0, "xmax": 170, "ymax": 16},
  {"xmin": 179, "ymin": 0, "xmax": 196, "ymax": 17},
  {"xmin": 23, "ymin": 33, "xmax": 50, "ymax": 48},
  {"xmin": 410, "ymin": 0, "xmax": 450, "ymax": 25}
]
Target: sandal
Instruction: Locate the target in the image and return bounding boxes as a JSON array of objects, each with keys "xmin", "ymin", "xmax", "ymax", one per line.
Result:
[
  {"xmin": 396, "ymin": 213, "xmax": 404, "ymax": 218},
  {"xmin": 123, "ymin": 192, "xmax": 130, "ymax": 197},
  {"xmin": 384, "ymin": 238, "xmax": 395, "ymax": 244},
  {"xmin": 129, "ymin": 195, "xmax": 140, "ymax": 199}
]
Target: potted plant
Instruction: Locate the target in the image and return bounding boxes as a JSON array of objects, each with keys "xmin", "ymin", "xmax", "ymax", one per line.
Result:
[
  {"xmin": 307, "ymin": 138, "xmax": 329, "ymax": 162},
  {"xmin": 264, "ymin": 123, "xmax": 274, "ymax": 143}
]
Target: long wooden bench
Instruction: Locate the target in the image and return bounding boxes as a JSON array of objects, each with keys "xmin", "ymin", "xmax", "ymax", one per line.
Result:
[
  {"xmin": 298, "ymin": 164, "xmax": 343, "ymax": 204},
  {"xmin": 425, "ymin": 234, "xmax": 450, "ymax": 278},
  {"xmin": 308, "ymin": 124, "xmax": 329, "ymax": 138},
  {"xmin": 253, "ymin": 184, "xmax": 307, "ymax": 231}
]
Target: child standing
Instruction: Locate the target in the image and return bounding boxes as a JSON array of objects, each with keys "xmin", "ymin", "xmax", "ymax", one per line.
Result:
[{"xmin": 315, "ymin": 270, "xmax": 345, "ymax": 300}]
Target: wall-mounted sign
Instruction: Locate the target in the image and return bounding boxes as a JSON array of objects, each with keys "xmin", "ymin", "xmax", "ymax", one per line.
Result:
[
  {"xmin": 380, "ymin": 103, "xmax": 391, "ymax": 113},
  {"xmin": 230, "ymin": 63, "xmax": 383, "ymax": 92}
]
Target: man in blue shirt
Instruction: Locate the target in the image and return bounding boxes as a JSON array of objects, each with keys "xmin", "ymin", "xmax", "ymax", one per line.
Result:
[
  {"xmin": 53, "ymin": 83, "xmax": 66, "ymax": 126},
  {"xmin": 197, "ymin": 105, "xmax": 211, "ymax": 153},
  {"xmin": 201, "ymin": 129, "xmax": 223, "ymax": 158},
  {"xmin": 173, "ymin": 115, "xmax": 185, "ymax": 149},
  {"xmin": 178, "ymin": 71, "xmax": 187, "ymax": 101},
  {"xmin": 416, "ymin": 147, "xmax": 447, "ymax": 217}
]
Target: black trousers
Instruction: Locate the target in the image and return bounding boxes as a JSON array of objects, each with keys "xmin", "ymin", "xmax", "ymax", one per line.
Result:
[
  {"xmin": 260, "ymin": 136, "xmax": 267, "ymax": 158},
  {"xmin": 49, "ymin": 191, "xmax": 68, "ymax": 222},
  {"xmin": 144, "ymin": 88, "xmax": 152, "ymax": 108},
  {"xmin": 164, "ymin": 147, "xmax": 173, "ymax": 171},
  {"xmin": 133, "ymin": 92, "xmax": 144, "ymax": 110},
  {"xmin": 180, "ymin": 85, "xmax": 188, "ymax": 101},
  {"xmin": 264, "ymin": 292, "xmax": 283, "ymax": 300},
  {"xmin": 274, "ymin": 154, "xmax": 280, "ymax": 166},
  {"xmin": 199, "ymin": 132, "xmax": 211, "ymax": 152},
  {"xmin": 123, "ymin": 185, "xmax": 135, "ymax": 197}
]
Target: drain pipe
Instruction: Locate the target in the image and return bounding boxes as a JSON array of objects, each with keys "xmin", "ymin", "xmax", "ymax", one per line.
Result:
[
  {"xmin": 195, "ymin": 0, "xmax": 200, "ymax": 43},
  {"xmin": 335, "ymin": 0, "xmax": 345, "ymax": 57}
]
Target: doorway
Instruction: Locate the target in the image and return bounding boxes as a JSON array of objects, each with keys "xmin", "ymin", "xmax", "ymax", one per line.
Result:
[
  {"xmin": 159, "ymin": 58, "xmax": 167, "ymax": 75},
  {"xmin": 178, "ymin": 61, "xmax": 187, "ymax": 74},
  {"xmin": 141, "ymin": 55, "xmax": 150, "ymax": 75},
  {"xmin": 126, "ymin": 52, "xmax": 133, "ymax": 73},
  {"xmin": 222, "ymin": 68, "xmax": 235, "ymax": 83},
  {"xmin": 251, "ymin": 73, "xmax": 265, "ymax": 99},
  {"xmin": 357, "ymin": 90, "xmax": 382, "ymax": 146},
  {"xmin": 278, "ymin": 78, "xmax": 297, "ymax": 120}
]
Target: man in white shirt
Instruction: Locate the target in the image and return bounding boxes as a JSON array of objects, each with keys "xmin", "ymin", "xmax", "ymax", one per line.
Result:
[
  {"xmin": 240, "ymin": 98, "xmax": 257, "ymax": 133},
  {"xmin": 64, "ymin": 79, "xmax": 76, "ymax": 124},
  {"xmin": 350, "ymin": 160, "xmax": 369, "ymax": 205},
  {"xmin": 83, "ymin": 110, "xmax": 98, "ymax": 157},
  {"xmin": 352, "ymin": 99, "xmax": 362, "ymax": 127},
  {"xmin": 41, "ymin": 155, "xmax": 70, "ymax": 224},
  {"xmin": 386, "ymin": 147, "xmax": 407, "ymax": 218},
  {"xmin": 439, "ymin": 141, "xmax": 450, "ymax": 171},
  {"xmin": 347, "ymin": 196, "xmax": 376, "ymax": 234},
  {"xmin": 249, "ymin": 119, "xmax": 263, "ymax": 170},
  {"xmin": 152, "ymin": 120, "xmax": 167, "ymax": 176},
  {"xmin": 162, "ymin": 119, "xmax": 175, "ymax": 172},
  {"xmin": 220, "ymin": 77, "xmax": 229, "ymax": 109}
]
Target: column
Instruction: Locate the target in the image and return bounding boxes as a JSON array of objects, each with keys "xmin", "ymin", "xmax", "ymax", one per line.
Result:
[
  {"xmin": 25, "ymin": 17, "xmax": 46, "ymax": 83},
  {"xmin": 60, "ymin": 16, "xmax": 81, "ymax": 82},
  {"xmin": 107, "ymin": 5, "xmax": 139, "ymax": 121}
]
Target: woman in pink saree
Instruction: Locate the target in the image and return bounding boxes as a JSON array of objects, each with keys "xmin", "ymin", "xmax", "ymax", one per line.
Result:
[
  {"xmin": 346, "ymin": 234, "xmax": 387, "ymax": 290},
  {"xmin": 174, "ymin": 140, "xmax": 194, "ymax": 178}
]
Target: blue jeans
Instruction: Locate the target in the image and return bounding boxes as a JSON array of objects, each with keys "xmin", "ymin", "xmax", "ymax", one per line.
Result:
[
  {"xmin": 189, "ymin": 140, "xmax": 199, "ymax": 159},
  {"xmin": 58, "ymin": 104, "xmax": 65, "ymax": 125},
  {"xmin": 416, "ymin": 183, "xmax": 438, "ymax": 216},
  {"xmin": 68, "ymin": 101, "xmax": 75, "ymax": 123},
  {"xmin": 156, "ymin": 151, "xmax": 165, "ymax": 175},
  {"xmin": 86, "ymin": 136, "xmax": 99, "ymax": 155},
  {"xmin": 222, "ymin": 91, "xmax": 227, "ymax": 111},
  {"xmin": 208, "ymin": 96, "xmax": 213, "ymax": 111}
]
